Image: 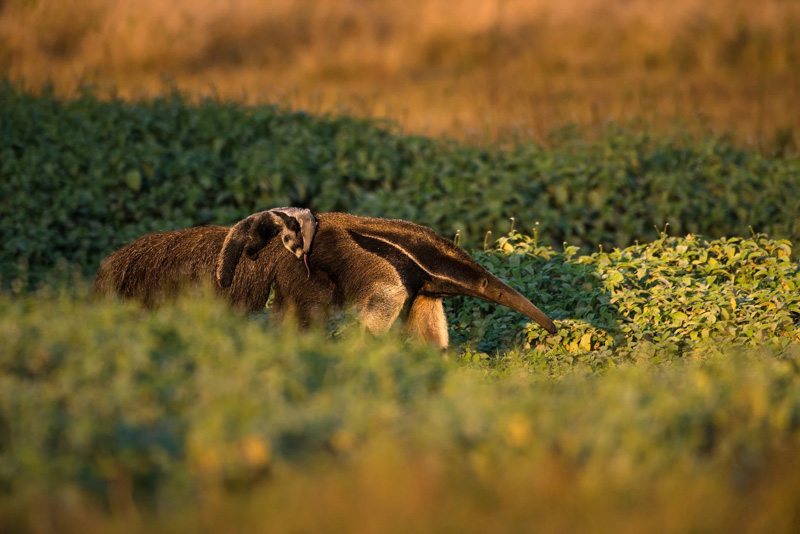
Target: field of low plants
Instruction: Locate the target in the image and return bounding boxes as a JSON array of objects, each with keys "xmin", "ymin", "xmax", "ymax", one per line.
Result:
[
  {"xmin": 2, "ymin": 83, "xmax": 799, "ymax": 288},
  {"xmin": 1, "ymin": 84, "xmax": 800, "ymax": 532},
  {"xmin": 1, "ymin": 233, "xmax": 799, "ymax": 532}
]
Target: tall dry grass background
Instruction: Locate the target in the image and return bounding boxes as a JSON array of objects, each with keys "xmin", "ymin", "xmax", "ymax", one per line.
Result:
[{"xmin": 2, "ymin": 0, "xmax": 799, "ymax": 145}]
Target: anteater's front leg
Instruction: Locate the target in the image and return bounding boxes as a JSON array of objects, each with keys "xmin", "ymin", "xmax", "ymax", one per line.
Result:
[{"xmin": 404, "ymin": 295, "xmax": 449, "ymax": 350}]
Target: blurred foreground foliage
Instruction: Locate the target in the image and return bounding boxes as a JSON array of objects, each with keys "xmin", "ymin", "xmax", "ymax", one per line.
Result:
[
  {"xmin": 2, "ymin": 82, "xmax": 800, "ymax": 287},
  {"xmin": 1, "ymin": 233, "xmax": 799, "ymax": 532}
]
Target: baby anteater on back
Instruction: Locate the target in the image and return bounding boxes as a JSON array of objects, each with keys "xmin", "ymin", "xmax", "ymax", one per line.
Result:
[{"xmin": 253, "ymin": 212, "xmax": 558, "ymax": 348}]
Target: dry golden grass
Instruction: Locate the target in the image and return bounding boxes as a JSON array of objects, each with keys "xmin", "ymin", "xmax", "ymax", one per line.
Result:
[{"xmin": 2, "ymin": 0, "xmax": 799, "ymax": 144}]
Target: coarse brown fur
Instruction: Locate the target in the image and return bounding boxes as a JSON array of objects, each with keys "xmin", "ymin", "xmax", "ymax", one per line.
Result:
[
  {"xmin": 94, "ymin": 225, "xmax": 276, "ymax": 311},
  {"xmin": 95, "ymin": 212, "xmax": 556, "ymax": 348},
  {"xmin": 265, "ymin": 213, "xmax": 557, "ymax": 347},
  {"xmin": 94, "ymin": 208, "xmax": 316, "ymax": 312}
]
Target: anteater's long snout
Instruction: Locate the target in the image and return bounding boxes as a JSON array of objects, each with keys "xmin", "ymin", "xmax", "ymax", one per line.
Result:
[{"xmin": 492, "ymin": 282, "xmax": 558, "ymax": 334}]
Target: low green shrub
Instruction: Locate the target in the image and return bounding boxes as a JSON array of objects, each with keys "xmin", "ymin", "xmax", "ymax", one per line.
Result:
[
  {"xmin": 449, "ymin": 232, "xmax": 800, "ymax": 367},
  {"xmin": 1, "ymin": 293, "xmax": 799, "ymax": 532},
  {"xmin": 2, "ymin": 83, "xmax": 799, "ymax": 531},
  {"xmin": 1, "ymin": 233, "xmax": 797, "ymax": 509}
]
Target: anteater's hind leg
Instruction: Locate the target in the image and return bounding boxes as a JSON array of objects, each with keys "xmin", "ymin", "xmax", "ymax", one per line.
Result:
[{"xmin": 404, "ymin": 295, "xmax": 449, "ymax": 350}]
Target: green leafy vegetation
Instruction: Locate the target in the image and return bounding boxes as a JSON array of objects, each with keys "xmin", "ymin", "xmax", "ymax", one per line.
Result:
[
  {"xmin": 451, "ymin": 231, "xmax": 800, "ymax": 363},
  {"xmin": 2, "ymin": 82, "xmax": 799, "ymax": 287},
  {"xmin": 2, "ymin": 86, "xmax": 800, "ymax": 531},
  {"xmin": 1, "ymin": 234, "xmax": 799, "ymax": 532}
]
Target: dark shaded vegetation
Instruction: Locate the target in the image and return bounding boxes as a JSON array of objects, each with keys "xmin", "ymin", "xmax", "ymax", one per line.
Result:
[{"xmin": 2, "ymin": 82, "xmax": 799, "ymax": 287}]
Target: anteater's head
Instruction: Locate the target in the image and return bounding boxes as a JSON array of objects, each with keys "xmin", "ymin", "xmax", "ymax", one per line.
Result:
[
  {"xmin": 216, "ymin": 207, "xmax": 317, "ymax": 288},
  {"xmin": 270, "ymin": 207, "xmax": 318, "ymax": 262},
  {"xmin": 418, "ymin": 237, "xmax": 557, "ymax": 335}
]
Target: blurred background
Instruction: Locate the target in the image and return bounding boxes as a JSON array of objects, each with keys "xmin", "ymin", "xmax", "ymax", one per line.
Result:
[{"xmin": 2, "ymin": 0, "xmax": 798, "ymax": 145}]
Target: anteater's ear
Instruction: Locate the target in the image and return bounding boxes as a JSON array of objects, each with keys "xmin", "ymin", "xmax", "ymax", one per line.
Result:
[
  {"xmin": 216, "ymin": 211, "xmax": 282, "ymax": 288},
  {"xmin": 270, "ymin": 210, "xmax": 295, "ymax": 234}
]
